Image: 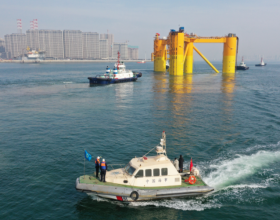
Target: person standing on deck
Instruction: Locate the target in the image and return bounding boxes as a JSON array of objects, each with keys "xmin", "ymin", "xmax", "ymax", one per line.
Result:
[
  {"xmin": 95, "ymin": 156, "xmax": 100, "ymax": 178},
  {"xmin": 173, "ymin": 158, "xmax": 179, "ymax": 172},
  {"xmin": 179, "ymin": 155, "xmax": 184, "ymax": 173},
  {"xmin": 100, "ymin": 159, "xmax": 107, "ymax": 182}
]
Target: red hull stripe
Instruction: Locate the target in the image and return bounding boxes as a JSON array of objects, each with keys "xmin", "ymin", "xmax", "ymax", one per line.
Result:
[{"xmin": 116, "ymin": 196, "xmax": 123, "ymax": 201}]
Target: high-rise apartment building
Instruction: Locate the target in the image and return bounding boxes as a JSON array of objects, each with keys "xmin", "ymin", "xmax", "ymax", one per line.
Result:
[
  {"xmin": 39, "ymin": 30, "xmax": 64, "ymax": 59},
  {"xmin": 99, "ymin": 39, "xmax": 108, "ymax": 59},
  {"xmin": 100, "ymin": 34, "xmax": 114, "ymax": 58},
  {"xmin": 0, "ymin": 38, "xmax": 6, "ymax": 58},
  {"xmin": 128, "ymin": 46, "xmax": 139, "ymax": 60},
  {"xmin": 26, "ymin": 30, "xmax": 40, "ymax": 50},
  {"xmin": 82, "ymin": 32, "xmax": 99, "ymax": 59},
  {"xmin": 4, "ymin": 33, "xmax": 27, "ymax": 59},
  {"xmin": 63, "ymin": 30, "xmax": 83, "ymax": 59},
  {"xmin": 113, "ymin": 43, "xmax": 128, "ymax": 60}
]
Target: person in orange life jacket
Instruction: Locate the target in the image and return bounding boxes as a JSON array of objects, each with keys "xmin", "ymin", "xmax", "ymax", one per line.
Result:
[
  {"xmin": 100, "ymin": 159, "xmax": 107, "ymax": 182},
  {"xmin": 95, "ymin": 156, "xmax": 100, "ymax": 178}
]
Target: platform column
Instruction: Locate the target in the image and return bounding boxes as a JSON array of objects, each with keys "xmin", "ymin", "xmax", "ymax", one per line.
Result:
[
  {"xmin": 154, "ymin": 35, "xmax": 167, "ymax": 72},
  {"xmin": 222, "ymin": 34, "xmax": 237, "ymax": 73},
  {"xmin": 169, "ymin": 32, "xmax": 184, "ymax": 76},
  {"xmin": 184, "ymin": 42, "xmax": 193, "ymax": 74}
]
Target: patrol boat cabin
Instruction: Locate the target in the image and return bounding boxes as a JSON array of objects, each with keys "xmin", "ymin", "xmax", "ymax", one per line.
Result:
[
  {"xmin": 76, "ymin": 131, "xmax": 214, "ymax": 202},
  {"xmin": 105, "ymin": 146, "xmax": 181, "ymax": 187}
]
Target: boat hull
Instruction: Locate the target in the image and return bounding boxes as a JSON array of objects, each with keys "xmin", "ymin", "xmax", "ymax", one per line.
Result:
[
  {"xmin": 255, "ymin": 64, "xmax": 266, "ymax": 66},
  {"xmin": 236, "ymin": 66, "xmax": 249, "ymax": 70},
  {"xmin": 76, "ymin": 177, "xmax": 214, "ymax": 202},
  {"xmin": 88, "ymin": 77, "xmax": 138, "ymax": 85}
]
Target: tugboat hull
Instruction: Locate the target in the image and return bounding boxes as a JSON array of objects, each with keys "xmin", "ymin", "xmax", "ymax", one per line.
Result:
[
  {"xmin": 76, "ymin": 176, "xmax": 214, "ymax": 202},
  {"xmin": 88, "ymin": 77, "xmax": 138, "ymax": 85},
  {"xmin": 236, "ymin": 66, "xmax": 249, "ymax": 70}
]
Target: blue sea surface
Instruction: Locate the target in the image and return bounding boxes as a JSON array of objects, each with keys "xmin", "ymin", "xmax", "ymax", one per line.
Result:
[{"xmin": 0, "ymin": 62, "xmax": 280, "ymax": 219}]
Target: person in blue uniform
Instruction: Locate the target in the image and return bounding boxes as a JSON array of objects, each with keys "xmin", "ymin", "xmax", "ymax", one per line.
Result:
[
  {"xmin": 100, "ymin": 159, "xmax": 107, "ymax": 182},
  {"xmin": 95, "ymin": 156, "xmax": 100, "ymax": 178}
]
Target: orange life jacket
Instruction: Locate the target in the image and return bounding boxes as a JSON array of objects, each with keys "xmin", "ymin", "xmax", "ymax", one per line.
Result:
[{"xmin": 101, "ymin": 162, "xmax": 106, "ymax": 170}]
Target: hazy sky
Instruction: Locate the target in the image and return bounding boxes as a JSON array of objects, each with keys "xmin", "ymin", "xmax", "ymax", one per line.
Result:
[{"xmin": 1, "ymin": 0, "xmax": 279, "ymax": 60}]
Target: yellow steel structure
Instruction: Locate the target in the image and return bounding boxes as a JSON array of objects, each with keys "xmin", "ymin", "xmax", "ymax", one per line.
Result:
[
  {"xmin": 222, "ymin": 36, "xmax": 237, "ymax": 73},
  {"xmin": 193, "ymin": 45, "xmax": 219, "ymax": 73},
  {"xmin": 169, "ymin": 32, "xmax": 184, "ymax": 75},
  {"xmin": 154, "ymin": 34, "xmax": 167, "ymax": 72},
  {"xmin": 184, "ymin": 43, "xmax": 193, "ymax": 74},
  {"xmin": 153, "ymin": 30, "xmax": 238, "ymax": 75}
]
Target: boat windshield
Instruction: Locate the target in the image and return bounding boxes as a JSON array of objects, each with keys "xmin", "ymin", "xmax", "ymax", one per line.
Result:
[{"xmin": 124, "ymin": 163, "xmax": 136, "ymax": 176}]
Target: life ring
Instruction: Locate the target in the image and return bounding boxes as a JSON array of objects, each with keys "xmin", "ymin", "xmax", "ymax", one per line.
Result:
[
  {"xmin": 130, "ymin": 191, "xmax": 139, "ymax": 201},
  {"xmin": 188, "ymin": 175, "xmax": 196, "ymax": 185}
]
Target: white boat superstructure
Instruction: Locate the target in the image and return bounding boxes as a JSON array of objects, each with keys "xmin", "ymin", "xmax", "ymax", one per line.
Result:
[
  {"xmin": 239, "ymin": 57, "xmax": 246, "ymax": 67},
  {"xmin": 112, "ymin": 62, "xmax": 134, "ymax": 79},
  {"xmin": 105, "ymin": 132, "xmax": 181, "ymax": 187},
  {"xmin": 26, "ymin": 50, "xmax": 46, "ymax": 60}
]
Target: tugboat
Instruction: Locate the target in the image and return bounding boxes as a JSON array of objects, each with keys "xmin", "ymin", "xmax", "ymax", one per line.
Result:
[
  {"xmin": 88, "ymin": 52, "xmax": 142, "ymax": 85},
  {"xmin": 255, "ymin": 57, "xmax": 266, "ymax": 66},
  {"xmin": 236, "ymin": 57, "xmax": 249, "ymax": 70},
  {"xmin": 75, "ymin": 131, "xmax": 214, "ymax": 202}
]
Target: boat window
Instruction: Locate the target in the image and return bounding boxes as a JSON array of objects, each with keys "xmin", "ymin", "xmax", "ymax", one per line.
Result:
[
  {"xmin": 161, "ymin": 168, "xmax": 168, "ymax": 176},
  {"xmin": 135, "ymin": 170, "xmax": 143, "ymax": 178},
  {"xmin": 124, "ymin": 164, "xmax": 136, "ymax": 176},
  {"xmin": 153, "ymin": 168, "xmax": 160, "ymax": 176},
  {"xmin": 145, "ymin": 169, "xmax": 152, "ymax": 177}
]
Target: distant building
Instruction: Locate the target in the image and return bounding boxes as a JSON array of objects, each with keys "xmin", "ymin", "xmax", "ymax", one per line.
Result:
[
  {"xmin": 113, "ymin": 43, "xmax": 128, "ymax": 60},
  {"xmin": 100, "ymin": 34, "xmax": 114, "ymax": 58},
  {"xmin": 38, "ymin": 30, "xmax": 64, "ymax": 59},
  {"xmin": 26, "ymin": 30, "xmax": 40, "ymax": 50},
  {"xmin": 4, "ymin": 33, "xmax": 27, "ymax": 59},
  {"xmin": 100, "ymin": 39, "xmax": 108, "ymax": 59},
  {"xmin": 0, "ymin": 38, "xmax": 6, "ymax": 58},
  {"xmin": 63, "ymin": 30, "xmax": 83, "ymax": 59},
  {"xmin": 128, "ymin": 45, "xmax": 139, "ymax": 60},
  {"xmin": 82, "ymin": 32, "xmax": 100, "ymax": 59}
]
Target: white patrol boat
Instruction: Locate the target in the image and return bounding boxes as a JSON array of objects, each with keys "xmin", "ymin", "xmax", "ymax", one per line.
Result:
[
  {"xmin": 75, "ymin": 131, "xmax": 214, "ymax": 202},
  {"xmin": 88, "ymin": 52, "xmax": 142, "ymax": 85}
]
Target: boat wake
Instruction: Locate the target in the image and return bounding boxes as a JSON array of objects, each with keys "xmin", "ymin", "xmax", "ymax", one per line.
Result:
[
  {"xmin": 91, "ymin": 141, "xmax": 280, "ymax": 211},
  {"xmin": 201, "ymin": 147, "xmax": 280, "ymax": 189}
]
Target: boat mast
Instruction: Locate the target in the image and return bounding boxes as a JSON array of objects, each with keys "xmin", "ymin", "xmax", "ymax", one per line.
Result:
[
  {"xmin": 160, "ymin": 131, "xmax": 167, "ymax": 156},
  {"xmin": 117, "ymin": 51, "xmax": 120, "ymax": 69}
]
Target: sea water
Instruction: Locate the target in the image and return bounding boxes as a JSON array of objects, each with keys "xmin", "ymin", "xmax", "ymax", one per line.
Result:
[{"xmin": 0, "ymin": 62, "xmax": 280, "ymax": 219}]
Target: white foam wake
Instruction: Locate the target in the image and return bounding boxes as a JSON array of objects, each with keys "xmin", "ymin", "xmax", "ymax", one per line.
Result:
[
  {"xmin": 203, "ymin": 150, "xmax": 280, "ymax": 189},
  {"xmin": 130, "ymin": 198, "xmax": 221, "ymax": 211}
]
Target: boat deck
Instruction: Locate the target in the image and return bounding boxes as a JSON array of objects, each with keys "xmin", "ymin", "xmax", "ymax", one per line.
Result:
[{"xmin": 79, "ymin": 175, "xmax": 207, "ymax": 189}]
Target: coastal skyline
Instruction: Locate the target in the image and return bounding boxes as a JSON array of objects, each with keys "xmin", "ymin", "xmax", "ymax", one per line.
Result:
[{"xmin": 1, "ymin": 0, "xmax": 279, "ymax": 60}]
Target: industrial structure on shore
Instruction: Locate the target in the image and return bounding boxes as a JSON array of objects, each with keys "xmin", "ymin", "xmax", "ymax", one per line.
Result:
[
  {"xmin": 152, "ymin": 27, "xmax": 238, "ymax": 74},
  {"xmin": 1, "ymin": 19, "xmax": 139, "ymax": 60}
]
